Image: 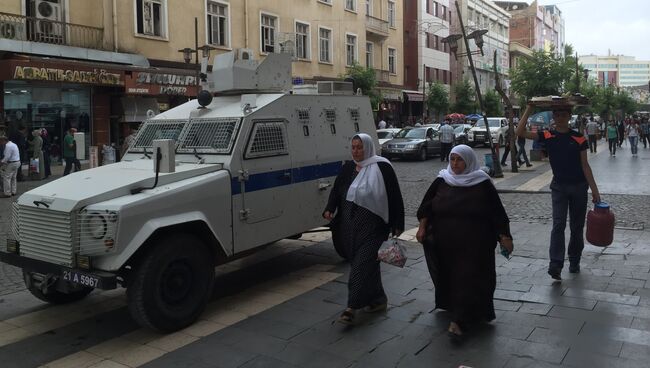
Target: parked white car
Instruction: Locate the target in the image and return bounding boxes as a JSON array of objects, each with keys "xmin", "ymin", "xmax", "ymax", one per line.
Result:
[
  {"xmin": 467, "ymin": 117, "xmax": 509, "ymax": 147},
  {"xmin": 377, "ymin": 128, "xmax": 401, "ymax": 146}
]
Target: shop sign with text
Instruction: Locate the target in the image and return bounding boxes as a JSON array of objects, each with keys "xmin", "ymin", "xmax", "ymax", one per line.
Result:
[
  {"xmin": 125, "ymin": 71, "xmax": 198, "ymax": 96},
  {"xmin": 13, "ymin": 66, "xmax": 123, "ymax": 85}
]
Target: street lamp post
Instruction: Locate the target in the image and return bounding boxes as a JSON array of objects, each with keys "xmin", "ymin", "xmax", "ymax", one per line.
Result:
[{"xmin": 442, "ymin": 0, "xmax": 503, "ymax": 178}]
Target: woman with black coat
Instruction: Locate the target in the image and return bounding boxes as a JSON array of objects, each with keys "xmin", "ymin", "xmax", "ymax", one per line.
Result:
[{"xmin": 323, "ymin": 133, "xmax": 404, "ymax": 325}]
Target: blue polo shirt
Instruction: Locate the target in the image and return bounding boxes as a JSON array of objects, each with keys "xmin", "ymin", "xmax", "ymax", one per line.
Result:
[{"xmin": 538, "ymin": 129, "xmax": 588, "ymax": 184}]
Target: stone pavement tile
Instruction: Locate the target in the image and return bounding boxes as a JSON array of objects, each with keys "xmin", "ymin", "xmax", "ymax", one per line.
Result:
[
  {"xmin": 238, "ymin": 355, "xmax": 299, "ymax": 368},
  {"xmin": 589, "ymin": 269, "xmax": 616, "ymax": 277},
  {"xmin": 519, "ymin": 291, "xmax": 597, "ymax": 310},
  {"xmin": 351, "ymin": 335, "xmax": 427, "ymax": 368},
  {"xmin": 619, "ymin": 342, "xmax": 650, "ymax": 362},
  {"xmin": 503, "ymin": 356, "xmax": 561, "ymax": 368},
  {"xmin": 262, "ymin": 298, "xmax": 339, "ymax": 326},
  {"xmin": 469, "ymin": 335, "xmax": 569, "ymax": 365},
  {"xmin": 526, "ymin": 327, "xmax": 623, "ymax": 357},
  {"xmin": 495, "ymin": 311, "xmax": 584, "ymax": 334},
  {"xmin": 381, "ymin": 274, "xmax": 429, "ymax": 296},
  {"xmin": 234, "ymin": 314, "xmax": 310, "ymax": 340},
  {"xmin": 608, "ymin": 277, "xmax": 647, "ymax": 290},
  {"xmin": 139, "ymin": 340, "xmax": 258, "ymax": 368},
  {"xmin": 630, "ymin": 317, "xmax": 650, "ymax": 330},
  {"xmin": 493, "ymin": 299, "xmax": 522, "ymax": 312},
  {"xmin": 494, "ymin": 289, "xmax": 527, "ymax": 302},
  {"xmin": 518, "ymin": 302, "xmax": 552, "ymax": 316},
  {"xmin": 593, "ymin": 301, "xmax": 650, "ymax": 319},
  {"xmin": 473, "ymin": 322, "xmax": 535, "ymax": 341},
  {"xmin": 562, "ymin": 349, "xmax": 647, "ymax": 368},
  {"xmin": 562, "ymin": 288, "xmax": 641, "ymax": 305},
  {"xmin": 497, "ymin": 282, "xmax": 534, "ymax": 292},
  {"xmin": 605, "ymin": 284, "xmax": 641, "ymax": 296},
  {"xmin": 266, "ymin": 341, "xmax": 352, "ymax": 368},
  {"xmin": 581, "ymin": 323, "xmax": 650, "ymax": 347},
  {"xmin": 548, "ymin": 305, "xmax": 633, "ymax": 328}
]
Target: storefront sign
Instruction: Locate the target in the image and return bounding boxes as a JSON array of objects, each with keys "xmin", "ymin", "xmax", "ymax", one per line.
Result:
[
  {"xmin": 125, "ymin": 71, "xmax": 198, "ymax": 96},
  {"xmin": 12, "ymin": 66, "xmax": 123, "ymax": 85}
]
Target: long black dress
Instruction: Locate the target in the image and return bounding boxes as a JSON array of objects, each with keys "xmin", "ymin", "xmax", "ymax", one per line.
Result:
[
  {"xmin": 417, "ymin": 177, "xmax": 510, "ymax": 326},
  {"xmin": 325, "ymin": 161, "xmax": 404, "ymax": 309}
]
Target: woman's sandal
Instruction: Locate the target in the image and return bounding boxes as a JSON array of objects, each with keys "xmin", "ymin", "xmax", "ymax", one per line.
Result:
[
  {"xmin": 447, "ymin": 322, "xmax": 464, "ymax": 343},
  {"xmin": 363, "ymin": 301, "xmax": 388, "ymax": 313},
  {"xmin": 337, "ymin": 308, "xmax": 355, "ymax": 325}
]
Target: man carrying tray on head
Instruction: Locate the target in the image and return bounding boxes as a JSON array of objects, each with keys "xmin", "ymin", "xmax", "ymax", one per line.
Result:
[{"xmin": 516, "ymin": 99, "xmax": 601, "ymax": 281}]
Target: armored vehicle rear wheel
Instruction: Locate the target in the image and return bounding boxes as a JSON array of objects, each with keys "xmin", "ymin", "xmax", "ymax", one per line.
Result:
[
  {"xmin": 127, "ymin": 234, "xmax": 215, "ymax": 332},
  {"xmin": 23, "ymin": 271, "xmax": 93, "ymax": 304}
]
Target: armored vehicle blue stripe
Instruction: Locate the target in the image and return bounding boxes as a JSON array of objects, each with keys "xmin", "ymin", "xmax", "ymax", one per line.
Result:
[{"xmin": 231, "ymin": 161, "xmax": 343, "ymax": 195}]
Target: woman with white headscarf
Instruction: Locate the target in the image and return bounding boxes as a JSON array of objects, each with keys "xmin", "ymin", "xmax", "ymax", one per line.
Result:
[
  {"xmin": 324, "ymin": 133, "xmax": 404, "ymax": 325},
  {"xmin": 416, "ymin": 145, "xmax": 513, "ymax": 340}
]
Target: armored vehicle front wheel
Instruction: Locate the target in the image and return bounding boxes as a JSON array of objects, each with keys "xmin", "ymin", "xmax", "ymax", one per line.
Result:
[
  {"xmin": 23, "ymin": 271, "xmax": 93, "ymax": 304},
  {"xmin": 127, "ymin": 234, "xmax": 215, "ymax": 332}
]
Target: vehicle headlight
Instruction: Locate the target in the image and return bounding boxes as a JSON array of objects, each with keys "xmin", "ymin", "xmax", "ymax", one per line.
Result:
[
  {"xmin": 405, "ymin": 144, "xmax": 417, "ymax": 149},
  {"xmin": 86, "ymin": 215, "xmax": 107, "ymax": 239}
]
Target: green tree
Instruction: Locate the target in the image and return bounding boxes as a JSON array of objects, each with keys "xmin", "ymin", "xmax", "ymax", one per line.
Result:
[
  {"xmin": 510, "ymin": 46, "xmax": 574, "ymax": 99},
  {"xmin": 484, "ymin": 90, "xmax": 503, "ymax": 116},
  {"xmin": 344, "ymin": 62, "xmax": 381, "ymax": 108},
  {"xmin": 426, "ymin": 82, "xmax": 449, "ymax": 121},
  {"xmin": 615, "ymin": 90, "xmax": 639, "ymax": 116},
  {"xmin": 451, "ymin": 79, "xmax": 476, "ymax": 114}
]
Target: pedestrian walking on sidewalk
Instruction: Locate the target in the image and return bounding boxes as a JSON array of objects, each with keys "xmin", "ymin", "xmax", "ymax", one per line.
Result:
[
  {"xmin": 439, "ymin": 121, "xmax": 455, "ymax": 162},
  {"xmin": 0, "ymin": 135, "xmax": 20, "ymax": 197},
  {"xmin": 626, "ymin": 119, "xmax": 641, "ymax": 156},
  {"xmin": 617, "ymin": 120, "xmax": 626, "ymax": 147},
  {"xmin": 585, "ymin": 117, "xmax": 599, "ymax": 153},
  {"xmin": 323, "ymin": 133, "xmax": 404, "ymax": 325},
  {"xmin": 517, "ymin": 135, "xmax": 533, "ymax": 167},
  {"xmin": 63, "ymin": 128, "xmax": 81, "ymax": 176},
  {"xmin": 517, "ymin": 104, "xmax": 601, "ymax": 280},
  {"xmin": 640, "ymin": 118, "xmax": 650, "ymax": 148},
  {"xmin": 416, "ymin": 145, "xmax": 513, "ymax": 340},
  {"xmin": 606, "ymin": 121, "xmax": 618, "ymax": 156},
  {"xmin": 500, "ymin": 127, "xmax": 513, "ymax": 166}
]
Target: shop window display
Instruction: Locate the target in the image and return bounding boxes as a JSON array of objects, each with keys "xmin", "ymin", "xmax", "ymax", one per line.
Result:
[{"xmin": 3, "ymin": 81, "xmax": 91, "ymax": 162}]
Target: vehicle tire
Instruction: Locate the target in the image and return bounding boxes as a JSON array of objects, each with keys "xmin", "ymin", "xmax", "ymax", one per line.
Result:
[
  {"xmin": 23, "ymin": 271, "xmax": 93, "ymax": 304},
  {"xmin": 127, "ymin": 234, "xmax": 214, "ymax": 332},
  {"xmin": 419, "ymin": 147, "xmax": 427, "ymax": 161}
]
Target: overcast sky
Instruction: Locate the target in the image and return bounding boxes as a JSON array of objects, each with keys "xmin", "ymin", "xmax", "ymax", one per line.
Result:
[{"xmin": 536, "ymin": 0, "xmax": 650, "ymax": 61}]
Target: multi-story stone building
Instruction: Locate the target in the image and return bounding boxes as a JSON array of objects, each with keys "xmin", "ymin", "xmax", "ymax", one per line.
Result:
[
  {"xmin": 580, "ymin": 54, "xmax": 650, "ymax": 89},
  {"xmin": 494, "ymin": 0, "xmax": 564, "ymax": 55},
  {"xmin": 1, "ymin": 0, "xmax": 404, "ymax": 150}
]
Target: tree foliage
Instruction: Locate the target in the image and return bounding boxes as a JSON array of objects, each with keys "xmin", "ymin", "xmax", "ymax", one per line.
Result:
[
  {"xmin": 344, "ymin": 62, "xmax": 381, "ymax": 107},
  {"xmin": 509, "ymin": 45, "xmax": 574, "ymax": 100},
  {"xmin": 484, "ymin": 90, "xmax": 503, "ymax": 116},
  {"xmin": 426, "ymin": 82, "xmax": 449, "ymax": 121},
  {"xmin": 451, "ymin": 79, "xmax": 477, "ymax": 114}
]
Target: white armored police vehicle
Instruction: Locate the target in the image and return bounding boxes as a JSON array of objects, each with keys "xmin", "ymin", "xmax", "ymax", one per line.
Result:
[{"xmin": 0, "ymin": 49, "xmax": 378, "ymax": 332}]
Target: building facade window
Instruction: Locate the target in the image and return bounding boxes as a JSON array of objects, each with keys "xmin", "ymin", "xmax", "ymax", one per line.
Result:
[
  {"xmin": 346, "ymin": 0, "xmax": 356, "ymax": 11},
  {"xmin": 295, "ymin": 22, "xmax": 310, "ymax": 59},
  {"xmin": 136, "ymin": 0, "xmax": 166, "ymax": 37},
  {"xmin": 207, "ymin": 1, "xmax": 228, "ymax": 47},
  {"xmin": 388, "ymin": 47, "xmax": 396, "ymax": 74},
  {"xmin": 366, "ymin": 0, "xmax": 372, "ymax": 15},
  {"xmin": 319, "ymin": 27, "xmax": 332, "ymax": 63},
  {"xmin": 260, "ymin": 13, "xmax": 277, "ymax": 53},
  {"xmin": 388, "ymin": 1, "xmax": 395, "ymax": 28},
  {"xmin": 318, "ymin": 0, "xmax": 332, "ymax": 4},
  {"xmin": 366, "ymin": 42, "xmax": 373, "ymax": 68},
  {"xmin": 346, "ymin": 34, "xmax": 357, "ymax": 66}
]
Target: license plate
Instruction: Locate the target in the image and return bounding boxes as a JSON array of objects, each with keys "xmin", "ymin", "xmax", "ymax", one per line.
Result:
[{"xmin": 62, "ymin": 269, "xmax": 100, "ymax": 288}]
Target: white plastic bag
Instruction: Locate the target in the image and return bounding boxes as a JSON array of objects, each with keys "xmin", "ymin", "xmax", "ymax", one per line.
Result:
[{"xmin": 377, "ymin": 238, "xmax": 407, "ymax": 268}]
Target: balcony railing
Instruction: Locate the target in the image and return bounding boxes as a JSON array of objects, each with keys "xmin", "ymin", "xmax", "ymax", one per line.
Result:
[
  {"xmin": 0, "ymin": 12, "xmax": 105, "ymax": 50},
  {"xmin": 373, "ymin": 68, "xmax": 390, "ymax": 82},
  {"xmin": 365, "ymin": 15, "xmax": 389, "ymax": 37}
]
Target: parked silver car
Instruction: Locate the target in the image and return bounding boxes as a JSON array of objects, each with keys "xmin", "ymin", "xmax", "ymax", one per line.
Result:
[{"xmin": 381, "ymin": 127, "xmax": 441, "ymax": 161}]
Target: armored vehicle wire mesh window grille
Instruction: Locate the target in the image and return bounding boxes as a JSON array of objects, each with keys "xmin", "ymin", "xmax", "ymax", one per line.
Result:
[
  {"xmin": 246, "ymin": 121, "xmax": 288, "ymax": 158},
  {"xmin": 177, "ymin": 118, "xmax": 240, "ymax": 154},
  {"xmin": 349, "ymin": 108, "xmax": 360, "ymax": 122},
  {"xmin": 130, "ymin": 120, "xmax": 186, "ymax": 152},
  {"xmin": 297, "ymin": 108, "xmax": 310, "ymax": 123},
  {"xmin": 324, "ymin": 108, "xmax": 336, "ymax": 122}
]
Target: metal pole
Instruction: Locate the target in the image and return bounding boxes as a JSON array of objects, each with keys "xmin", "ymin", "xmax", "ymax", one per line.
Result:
[
  {"xmin": 195, "ymin": 17, "xmax": 199, "ymax": 90},
  {"xmin": 422, "ymin": 63, "xmax": 426, "ymax": 124},
  {"xmin": 454, "ymin": 0, "xmax": 502, "ymax": 178}
]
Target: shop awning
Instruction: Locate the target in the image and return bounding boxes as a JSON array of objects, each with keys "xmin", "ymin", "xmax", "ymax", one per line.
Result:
[
  {"xmin": 403, "ymin": 91, "xmax": 424, "ymax": 102},
  {"xmin": 117, "ymin": 97, "xmax": 160, "ymax": 122}
]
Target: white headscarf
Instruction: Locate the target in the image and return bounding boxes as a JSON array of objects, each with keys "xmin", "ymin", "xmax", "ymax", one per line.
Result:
[
  {"xmin": 438, "ymin": 144, "xmax": 491, "ymax": 187},
  {"xmin": 345, "ymin": 133, "xmax": 391, "ymax": 223}
]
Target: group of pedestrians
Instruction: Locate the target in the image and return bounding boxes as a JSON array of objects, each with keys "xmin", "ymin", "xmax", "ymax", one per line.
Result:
[
  {"xmin": 326, "ymin": 102, "xmax": 599, "ymax": 341},
  {"xmin": 600, "ymin": 117, "xmax": 649, "ymax": 156}
]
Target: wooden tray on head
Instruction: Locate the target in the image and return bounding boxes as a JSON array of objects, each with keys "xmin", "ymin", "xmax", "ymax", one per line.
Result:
[{"xmin": 529, "ymin": 94, "xmax": 590, "ymax": 108}]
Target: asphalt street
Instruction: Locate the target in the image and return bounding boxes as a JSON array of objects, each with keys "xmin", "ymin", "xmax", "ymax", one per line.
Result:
[{"xmin": 0, "ymin": 142, "xmax": 649, "ymax": 367}]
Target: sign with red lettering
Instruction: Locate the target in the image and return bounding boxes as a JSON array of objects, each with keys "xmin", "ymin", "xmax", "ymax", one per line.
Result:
[{"xmin": 125, "ymin": 71, "xmax": 198, "ymax": 97}]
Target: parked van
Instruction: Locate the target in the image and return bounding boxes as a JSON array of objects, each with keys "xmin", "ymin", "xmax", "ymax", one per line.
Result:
[{"xmin": 0, "ymin": 50, "xmax": 378, "ymax": 332}]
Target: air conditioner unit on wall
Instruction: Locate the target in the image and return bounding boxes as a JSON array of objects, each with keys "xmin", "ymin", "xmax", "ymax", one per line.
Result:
[{"xmin": 35, "ymin": 0, "xmax": 63, "ymax": 37}]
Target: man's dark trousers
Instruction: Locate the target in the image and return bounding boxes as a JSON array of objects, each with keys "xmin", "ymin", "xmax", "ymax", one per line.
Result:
[
  {"xmin": 549, "ymin": 180, "xmax": 588, "ymax": 271},
  {"xmin": 63, "ymin": 157, "xmax": 81, "ymax": 176},
  {"xmin": 587, "ymin": 134, "xmax": 597, "ymax": 153},
  {"xmin": 440, "ymin": 142, "xmax": 452, "ymax": 161}
]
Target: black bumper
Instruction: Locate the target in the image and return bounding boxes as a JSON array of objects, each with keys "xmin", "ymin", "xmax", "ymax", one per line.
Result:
[{"xmin": 0, "ymin": 251, "xmax": 118, "ymax": 290}]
